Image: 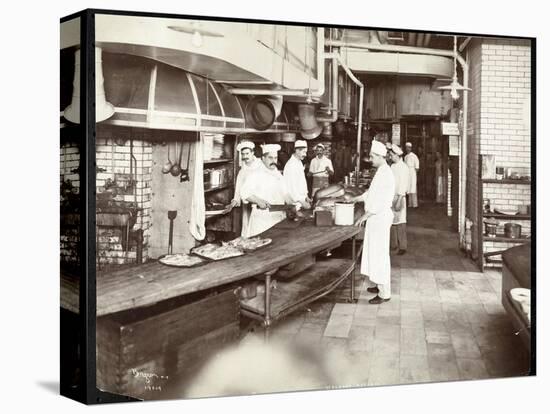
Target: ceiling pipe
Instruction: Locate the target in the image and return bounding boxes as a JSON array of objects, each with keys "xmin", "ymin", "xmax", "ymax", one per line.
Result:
[
  {"xmin": 316, "ymin": 55, "xmax": 339, "ymax": 123},
  {"xmin": 228, "ymin": 27, "xmax": 325, "ymax": 99},
  {"xmin": 326, "ymin": 38, "xmax": 470, "ymax": 246},
  {"xmin": 326, "ymin": 52, "xmax": 364, "ymax": 177},
  {"xmin": 423, "ymin": 34, "xmax": 432, "ymax": 47}
]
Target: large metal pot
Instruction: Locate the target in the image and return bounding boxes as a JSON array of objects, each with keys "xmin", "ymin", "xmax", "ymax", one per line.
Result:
[{"xmin": 504, "ymin": 223, "xmax": 522, "ymax": 239}]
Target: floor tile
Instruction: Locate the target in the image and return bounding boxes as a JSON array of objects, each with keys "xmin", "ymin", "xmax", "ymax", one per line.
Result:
[
  {"xmin": 401, "ymin": 327, "xmax": 428, "ymax": 356},
  {"xmin": 451, "ymin": 333, "xmax": 482, "ymax": 358},
  {"xmin": 367, "ymin": 356, "xmax": 400, "ymax": 386},
  {"xmin": 400, "ymin": 355, "xmax": 431, "ymax": 384},
  {"xmin": 456, "ymin": 358, "xmax": 490, "ymax": 380}
]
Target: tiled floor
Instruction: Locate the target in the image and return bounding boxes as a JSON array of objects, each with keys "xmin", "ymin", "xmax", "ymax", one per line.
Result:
[{"xmin": 169, "ymin": 204, "xmax": 532, "ymax": 398}]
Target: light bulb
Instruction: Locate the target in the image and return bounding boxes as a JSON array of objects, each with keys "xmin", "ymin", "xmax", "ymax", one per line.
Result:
[
  {"xmin": 192, "ymin": 30, "xmax": 203, "ymax": 47},
  {"xmin": 451, "ymin": 87, "xmax": 459, "ymax": 101}
]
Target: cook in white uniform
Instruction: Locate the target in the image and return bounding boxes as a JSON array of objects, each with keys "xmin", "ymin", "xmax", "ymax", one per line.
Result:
[
  {"xmin": 404, "ymin": 142, "xmax": 420, "ymax": 208},
  {"xmin": 351, "ymin": 140, "xmax": 395, "ymax": 304},
  {"xmin": 240, "ymin": 144, "xmax": 293, "ymax": 237},
  {"xmin": 389, "ymin": 144, "xmax": 409, "ymax": 255},
  {"xmin": 283, "ymin": 140, "xmax": 311, "ymax": 209},
  {"xmin": 308, "ymin": 144, "xmax": 334, "ymax": 196},
  {"xmin": 230, "ymin": 141, "xmax": 264, "ymax": 236}
]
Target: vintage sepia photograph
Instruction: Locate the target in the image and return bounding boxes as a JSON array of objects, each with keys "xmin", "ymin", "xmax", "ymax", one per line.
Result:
[{"xmin": 60, "ymin": 10, "xmax": 534, "ymax": 402}]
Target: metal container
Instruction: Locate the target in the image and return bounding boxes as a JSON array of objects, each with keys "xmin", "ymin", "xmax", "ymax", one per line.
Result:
[
  {"xmin": 484, "ymin": 219, "xmax": 498, "ymax": 237},
  {"xmin": 504, "ymin": 223, "xmax": 522, "ymax": 239},
  {"xmin": 334, "ymin": 202, "xmax": 354, "ymax": 226},
  {"xmin": 239, "ymin": 282, "xmax": 258, "ymax": 300},
  {"xmin": 517, "ymin": 205, "xmax": 529, "ymax": 215}
]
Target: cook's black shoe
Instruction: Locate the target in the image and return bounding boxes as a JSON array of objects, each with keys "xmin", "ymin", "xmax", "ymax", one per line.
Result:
[
  {"xmin": 397, "ymin": 249, "xmax": 407, "ymax": 255},
  {"xmin": 367, "ymin": 287, "xmax": 379, "ymax": 294},
  {"xmin": 369, "ymin": 295, "xmax": 390, "ymax": 304}
]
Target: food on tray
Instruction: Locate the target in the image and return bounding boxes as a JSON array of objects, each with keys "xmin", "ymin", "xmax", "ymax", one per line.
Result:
[
  {"xmin": 192, "ymin": 243, "xmax": 244, "ymax": 260},
  {"xmin": 224, "ymin": 237, "xmax": 272, "ymax": 251},
  {"xmin": 159, "ymin": 253, "xmax": 206, "ymax": 267}
]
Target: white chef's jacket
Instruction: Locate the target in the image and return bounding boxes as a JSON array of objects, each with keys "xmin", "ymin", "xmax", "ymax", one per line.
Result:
[
  {"xmin": 309, "ymin": 155, "xmax": 334, "ymax": 195},
  {"xmin": 309, "ymin": 155, "xmax": 334, "ymax": 177},
  {"xmin": 404, "ymin": 152, "xmax": 419, "ymax": 194},
  {"xmin": 240, "ymin": 165, "xmax": 289, "ymax": 237},
  {"xmin": 283, "ymin": 155, "xmax": 309, "ymax": 204},
  {"xmin": 391, "ymin": 159, "xmax": 409, "ymax": 225},
  {"xmin": 234, "ymin": 157, "xmax": 263, "ymax": 236},
  {"xmin": 360, "ymin": 163, "xmax": 395, "ymax": 286}
]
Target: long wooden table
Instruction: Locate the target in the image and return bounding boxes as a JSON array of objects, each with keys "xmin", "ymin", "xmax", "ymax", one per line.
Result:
[{"xmin": 61, "ymin": 221, "xmax": 361, "ymax": 317}]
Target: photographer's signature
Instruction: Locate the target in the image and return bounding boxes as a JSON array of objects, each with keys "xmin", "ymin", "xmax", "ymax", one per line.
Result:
[{"xmin": 131, "ymin": 369, "xmax": 169, "ymax": 391}]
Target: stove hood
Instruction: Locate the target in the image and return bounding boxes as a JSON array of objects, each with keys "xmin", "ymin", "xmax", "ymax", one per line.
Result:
[{"xmin": 61, "ymin": 51, "xmax": 298, "ymax": 134}]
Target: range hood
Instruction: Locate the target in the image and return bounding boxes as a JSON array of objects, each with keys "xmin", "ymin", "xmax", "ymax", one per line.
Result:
[{"xmin": 61, "ymin": 51, "xmax": 298, "ymax": 134}]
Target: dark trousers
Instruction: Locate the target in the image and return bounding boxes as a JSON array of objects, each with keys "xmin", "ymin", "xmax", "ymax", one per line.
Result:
[{"xmin": 390, "ymin": 223, "xmax": 407, "ymax": 250}]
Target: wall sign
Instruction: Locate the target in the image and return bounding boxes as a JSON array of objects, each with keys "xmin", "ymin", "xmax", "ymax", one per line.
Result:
[{"xmin": 441, "ymin": 122, "xmax": 459, "ymax": 136}]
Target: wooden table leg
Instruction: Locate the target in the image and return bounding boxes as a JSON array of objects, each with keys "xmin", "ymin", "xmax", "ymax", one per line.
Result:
[{"xmin": 350, "ymin": 236, "xmax": 356, "ymax": 303}]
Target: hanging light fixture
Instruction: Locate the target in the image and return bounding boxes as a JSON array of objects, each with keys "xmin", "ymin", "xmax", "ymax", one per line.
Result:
[
  {"xmin": 438, "ymin": 36, "xmax": 471, "ymax": 100},
  {"xmin": 167, "ymin": 21, "xmax": 224, "ymax": 48}
]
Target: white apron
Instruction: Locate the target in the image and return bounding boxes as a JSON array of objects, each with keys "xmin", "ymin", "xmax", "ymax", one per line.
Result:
[
  {"xmin": 361, "ymin": 209, "xmax": 394, "ymax": 285},
  {"xmin": 309, "ymin": 156, "xmax": 333, "ymax": 195},
  {"xmin": 234, "ymin": 158, "xmax": 263, "ymax": 237},
  {"xmin": 246, "ymin": 207, "xmax": 286, "ymax": 237},
  {"xmin": 359, "ymin": 164, "xmax": 395, "ymax": 285},
  {"xmin": 240, "ymin": 165, "xmax": 289, "ymax": 238},
  {"xmin": 404, "ymin": 152, "xmax": 419, "ymax": 194},
  {"xmin": 391, "ymin": 160, "xmax": 410, "ymax": 225}
]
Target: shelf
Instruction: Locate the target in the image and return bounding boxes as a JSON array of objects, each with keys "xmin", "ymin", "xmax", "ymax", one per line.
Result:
[
  {"xmin": 204, "ymin": 158, "xmax": 233, "ymax": 165},
  {"xmin": 204, "ymin": 183, "xmax": 232, "ymax": 193},
  {"xmin": 483, "ymin": 213, "xmax": 531, "ymax": 220},
  {"xmin": 483, "ymin": 235, "xmax": 530, "ymax": 243},
  {"xmin": 482, "ymin": 179, "xmax": 531, "ymax": 185}
]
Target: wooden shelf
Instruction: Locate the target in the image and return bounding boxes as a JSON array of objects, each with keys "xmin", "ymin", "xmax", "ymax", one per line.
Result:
[
  {"xmin": 204, "ymin": 158, "xmax": 233, "ymax": 165},
  {"xmin": 204, "ymin": 183, "xmax": 232, "ymax": 193},
  {"xmin": 483, "ymin": 235, "xmax": 530, "ymax": 243},
  {"xmin": 483, "ymin": 213, "xmax": 531, "ymax": 220},
  {"xmin": 482, "ymin": 179, "xmax": 531, "ymax": 185}
]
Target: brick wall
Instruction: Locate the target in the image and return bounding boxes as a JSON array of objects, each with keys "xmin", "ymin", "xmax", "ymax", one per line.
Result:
[
  {"xmin": 96, "ymin": 129, "xmax": 153, "ymax": 267},
  {"xmin": 60, "ymin": 127, "xmax": 154, "ymax": 268},
  {"xmin": 465, "ymin": 38, "xmax": 532, "ymax": 267},
  {"xmin": 60, "ymin": 142, "xmax": 80, "ymax": 265},
  {"xmin": 465, "ymin": 39, "xmax": 483, "ymax": 257}
]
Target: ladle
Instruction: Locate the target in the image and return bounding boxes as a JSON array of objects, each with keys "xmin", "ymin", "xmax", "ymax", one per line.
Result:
[
  {"xmin": 170, "ymin": 136, "xmax": 185, "ymax": 176},
  {"xmin": 179, "ymin": 142, "xmax": 191, "ymax": 182},
  {"xmin": 161, "ymin": 142, "xmax": 173, "ymax": 174}
]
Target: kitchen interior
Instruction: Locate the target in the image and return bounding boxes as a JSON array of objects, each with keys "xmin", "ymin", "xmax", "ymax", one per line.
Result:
[{"xmin": 60, "ymin": 14, "xmax": 533, "ymax": 401}]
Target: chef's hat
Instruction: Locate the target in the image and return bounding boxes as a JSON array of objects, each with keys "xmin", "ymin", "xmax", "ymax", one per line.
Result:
[
  {"xmin": 294, "ymin": 140, "xmax": 307, "ymax": 149},
  {"xmin": 237, "ymin": 141, "xmax": 255, "ymax": 151},
  {"xmin": 405, "ymin": 142, "xmax": 412, "ymax": 147},
  {"xmin": 261, "ymin": 143, "xmax": 281, "ymax": 155},
  {"xmin": 370, "ymin": 140, "xmax": 387, "ymax": 157},
  {"xmin": 391, "ymin": 144, "xmax": 403, "ymax": 156}
]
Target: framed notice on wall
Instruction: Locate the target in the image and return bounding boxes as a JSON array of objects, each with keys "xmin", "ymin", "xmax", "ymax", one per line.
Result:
[{"xmin": 449, "ymin": 135, "xmax": 459, "ymax": 156}]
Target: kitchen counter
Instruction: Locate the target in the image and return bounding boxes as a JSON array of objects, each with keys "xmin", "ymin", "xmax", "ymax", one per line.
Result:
[{"xmin": 61, "ymin": 220, "xmax": 361, "ymax": 317}]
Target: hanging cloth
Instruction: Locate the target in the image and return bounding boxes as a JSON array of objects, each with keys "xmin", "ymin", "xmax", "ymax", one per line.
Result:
[{"xmin": 189, "ymin": 134, "xmax": 206, "ymax": 240}]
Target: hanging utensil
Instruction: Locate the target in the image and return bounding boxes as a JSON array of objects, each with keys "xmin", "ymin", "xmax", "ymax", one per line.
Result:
[
  {"xmin": 170, "ymin": 136, "xmax": 185, "ymax": 177},
  {"xmin": 180, "ymin": 142, "xmax": 191, "ymax": 182},
  {"xmin": 162, "ymin": 142, "xmax": 173, "ymax": 174}
]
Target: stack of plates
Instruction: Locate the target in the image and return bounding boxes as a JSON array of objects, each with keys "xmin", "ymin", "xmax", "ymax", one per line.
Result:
[
  {"xmin": 212, "ymin": 134, "xmax": 224, "ymax": 159},
  {"xmin": 203, "ymin": 134, "xmax": 214, "ymax": 160}
]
